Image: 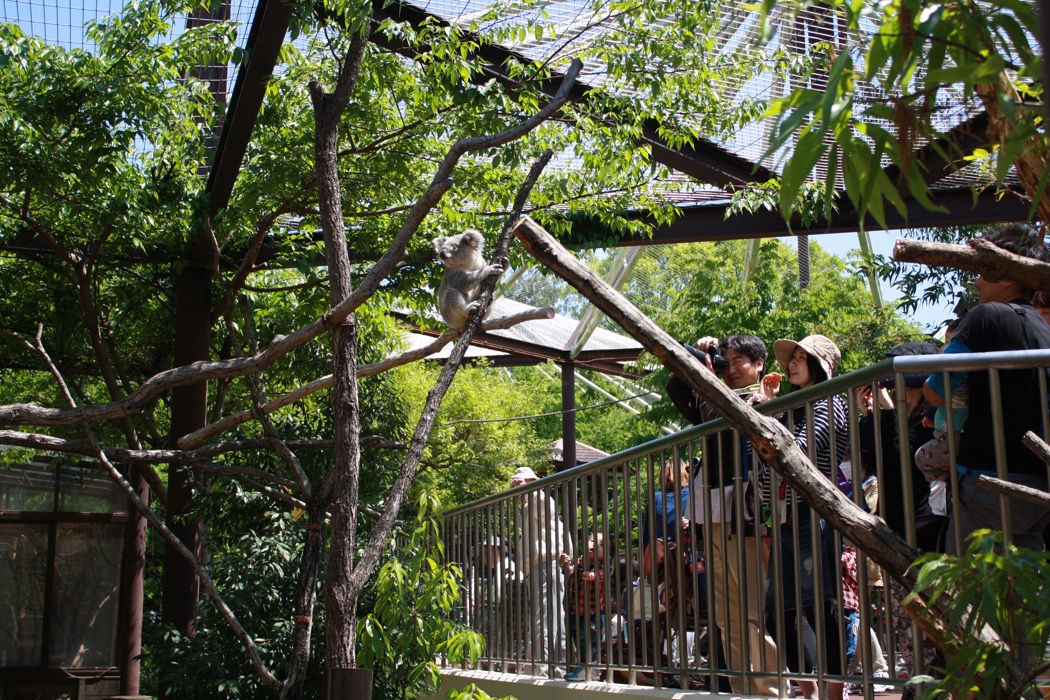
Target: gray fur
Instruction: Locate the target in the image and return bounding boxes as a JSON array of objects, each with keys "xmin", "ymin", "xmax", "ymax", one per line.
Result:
[{"xmin": 433, "ymin": 229, "xmax": 504, "ymax": 329}]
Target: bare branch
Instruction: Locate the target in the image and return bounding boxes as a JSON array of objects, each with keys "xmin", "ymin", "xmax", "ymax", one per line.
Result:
[
  {"xmin": 177, "ymin": 307, "xmax": 553, "ymax": 449},
  {"xmin": 975, "ymin": 473, "xmax": 1050, "ymax": 509},
  {"xmin": 10, "ymin": 329, "xmax": 283, "ymax": 692},
  {"xmin": 235, "ymin": 295, "xmax": 312, "ymax": 497},
  {"xmin": 512, "ymin": 214, "xmax": 1032, "ymax": 692},
  {"xmin": 349, "ymin": 145, "xmax": 563, "ymax": 594},
  {"xmin": 1023, "ymin": 429, "xmax": 1050, "ymax": 467},
  {"xmin": 0, "ymin": 430, "xmax": 344, "ymax": 463},
  {"xmin": 5, "ymin": 329, "xmax": 167, "ymax": 503},
  {"xmin": 893, "ymin": 237, "xmax": 1050, "ymax": 291}
]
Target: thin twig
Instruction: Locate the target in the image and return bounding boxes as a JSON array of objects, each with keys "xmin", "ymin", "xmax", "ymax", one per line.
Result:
[
  {"xmin": 0, "ymin": 429, "xmax": 400, "ymax": 462},
  {"xmin": 234, "ymin": 295, "xmax": 312, "ymax": 497},
  {"xmin": 9, "ymin": 328, "xmax": 282, "ymax": 693},
  {"xmin": 177, "ymin": 307, "xmax": 553, "ymax": 449}
]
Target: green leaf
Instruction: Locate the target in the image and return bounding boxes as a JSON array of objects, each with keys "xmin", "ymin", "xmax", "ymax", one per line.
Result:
[{"xmin": 780, "ymin": 129, "xmax": 826, "ymax": 218}]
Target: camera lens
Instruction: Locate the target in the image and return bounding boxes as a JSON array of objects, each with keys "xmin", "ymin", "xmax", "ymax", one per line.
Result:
[{"xmin": 708, "ymin": 349, "xmax": 729, "ymax": 373}]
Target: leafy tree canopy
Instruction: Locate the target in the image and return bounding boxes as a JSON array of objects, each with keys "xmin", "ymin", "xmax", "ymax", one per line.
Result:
[{"xmin": 750, "ymin": 0, "xmax": 1045, "ymax": 228}]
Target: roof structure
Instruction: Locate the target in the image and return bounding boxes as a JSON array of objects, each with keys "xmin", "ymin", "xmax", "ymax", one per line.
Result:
[
  {"xmin": 402, "ymin": 296, "xmax": 645, "ymax": 376},
  {"xmin": 1, "ymin": 0, "xmax": 1039, "ymax": 361},
  {"xmin": 2, "ymin": 0, "xmax": 1036, "ymax": 248},
  {"xmin": 366, "ymin": 2, "xmax": 1028, "ymax": 242},
  {"xmin": 548, "ymin": 438, "xmax": 610, "ymax": 470}
]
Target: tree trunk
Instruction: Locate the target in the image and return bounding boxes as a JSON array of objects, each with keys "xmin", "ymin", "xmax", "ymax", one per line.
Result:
[
  {"xmin": 312, "ymin": 79, "xmax": 362, "ymax": 673},
  {"xmin": 280, "ymin": 487, "xmax": 332, "ymax": 699},
  {"xmin": 310, "ymin": 22, "xmax": 373, "ymax": 683}
]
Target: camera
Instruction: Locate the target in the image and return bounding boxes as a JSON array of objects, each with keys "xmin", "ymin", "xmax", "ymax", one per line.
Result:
[
  {"xmin": 683, "ymin": 342, "xmax": 729, "ymax": 374},
  {"xmin": 706, "ymin": 347, "xmax": 729, "ymax": 374}
]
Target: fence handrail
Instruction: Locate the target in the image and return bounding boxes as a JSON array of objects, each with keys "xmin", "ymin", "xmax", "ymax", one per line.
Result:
[
  {"xmin": 444, "ymin": 349, "xmax": 1050, "ymax": 518},
  {"xmin": 893, "ymin": 348, "xmax": 1050, "ymax": 372}
]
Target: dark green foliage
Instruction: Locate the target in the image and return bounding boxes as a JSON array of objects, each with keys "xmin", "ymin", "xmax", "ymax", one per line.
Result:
[
  {"xmin": 358, "ymin": 494, "xmax": 483, "ymax": 700},
  {"xmin": 911, "ymin": 530, "xmax": 1050, "ymax": 699},
  {"xmin": 142, "ymin": 496, "xmax": 326, "ymax": 699}
]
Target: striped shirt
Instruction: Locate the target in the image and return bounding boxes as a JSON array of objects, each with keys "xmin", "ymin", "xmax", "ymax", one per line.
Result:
[{"xmin": 781, "ymin": 394, "xmax": 850, "ymax": 502}]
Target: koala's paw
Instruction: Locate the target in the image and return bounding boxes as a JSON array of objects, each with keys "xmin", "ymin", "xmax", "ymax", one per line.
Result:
[
  {"xmin": 484, "ymin": 261, "xmax": 505, "ymax": 278},
  {"xmin": 466, "ymin": 300, "xmax": 483, "ymax": 313}
]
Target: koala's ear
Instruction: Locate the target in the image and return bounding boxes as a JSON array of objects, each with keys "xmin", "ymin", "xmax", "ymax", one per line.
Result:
[
  {"xmin": 464, "ymin": 229, "xmax": 484, "ymax": 250},
  {"xmin": 433, "ymin": 236, "xmax": 447, "ymax": 253}
]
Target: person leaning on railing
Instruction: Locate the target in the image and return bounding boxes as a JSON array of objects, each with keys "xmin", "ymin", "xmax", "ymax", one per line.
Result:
[
  {"xmin": 922, "ymin": 224, "xmax": 1050, "ymax": 554},
  {"xmin": 558, "ymin": 533, "xmax": 607, "ymax": 682},
  {"xmin": 640, "ymin": 458, "xmax": 691, "ymax": 552},
  {"xmin": 768, "ymin": 333, "xmax": 851, "ymax": 700},
  {"xmin": 666, "ymin": 333, "xmax": 784, "ymax": 697},
  {"xmin": 855, "ymin": 341, "xmax": 944, "ymax": 554},
  {"xmin": 509, "ymin": 466, "xmax": 573, "ymax": 678},
  {"xmin": 464, "ymin": 535, "xmax": 524, "ymax": 666}
]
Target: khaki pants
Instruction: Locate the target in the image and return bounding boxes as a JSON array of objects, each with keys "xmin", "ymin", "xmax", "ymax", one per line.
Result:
[{"xmin": 709, "ymin": 523, "xmax": 784, "ymax": 696}]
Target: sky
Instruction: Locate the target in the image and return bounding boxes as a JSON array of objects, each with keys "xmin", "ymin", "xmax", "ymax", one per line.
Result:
[{"xmin": 778, "ymin": 229, "xmax": 958, "ymax": 334}]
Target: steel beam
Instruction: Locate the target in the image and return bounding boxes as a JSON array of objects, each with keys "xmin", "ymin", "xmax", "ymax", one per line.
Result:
[
  {"xmin": 561, "ymin": 186, "xmax": 1032, "ymax": 247},
  {"xmin": 369, "ymin": 1, "xmax": 769, "ymax": 187},
  {"xmin": 205, "ymin": 0, "xmax": 294, "ymax": 212}
]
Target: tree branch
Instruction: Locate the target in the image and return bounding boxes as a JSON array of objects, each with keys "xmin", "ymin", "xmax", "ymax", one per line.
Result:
[
  {"xmin": 347, "ymin": 147, "xmax": 565, "ymax": 595},
  {"xmin": 0, "ymin": 55, "xmax": 581, "ymax": 434},
  {"xmin": 512, "ymin": 214, "xmax": 1033, "ymax": 692},
  {"xmin": 235, "ymin": 295, "xmax": 313, "ymax": 497},
  {"xmin": 0, "ymin": 430, "xmax": 348, "ymax": 463},
  {"xmin": 976, "ymin": 475, "xmax": 1050, "ymax": 510},
  {"xmin": 1023, "ymin": 429, "xmax": 1050, "ymax": 469},
  {"xmin": 893, "ymin": 237, "xmax": 1050, "ymax": 291},
  {"xmin": 176, "ymin": 307, "xmax": 553, "ymax": 449}
]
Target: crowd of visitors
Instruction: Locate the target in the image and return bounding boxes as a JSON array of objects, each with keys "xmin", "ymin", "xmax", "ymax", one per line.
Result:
[{"xmin": 459, "ymin": 224, "xmax": 1050, "ymax": 696}]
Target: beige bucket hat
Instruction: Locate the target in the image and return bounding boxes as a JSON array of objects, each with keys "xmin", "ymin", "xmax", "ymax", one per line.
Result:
[{"xmin": 773, "ymin": 334, "xmax": 841, "ymax": 380}]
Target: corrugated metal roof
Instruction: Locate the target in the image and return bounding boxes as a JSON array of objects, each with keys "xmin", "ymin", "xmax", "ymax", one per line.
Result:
[{"xmin": 485, "ymin": 297, "xmax": 641, "ymax": 354}]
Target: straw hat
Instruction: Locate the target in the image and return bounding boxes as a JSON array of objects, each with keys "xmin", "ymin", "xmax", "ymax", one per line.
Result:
[{"xmin": 773, "ymin": 334, "xmax": 841, "ymax": 380}]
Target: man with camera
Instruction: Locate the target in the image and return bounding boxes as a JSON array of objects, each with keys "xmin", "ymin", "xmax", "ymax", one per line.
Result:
[{"xmin": 666, "ymin": 335, "xmax": 783, "ymax": 696}]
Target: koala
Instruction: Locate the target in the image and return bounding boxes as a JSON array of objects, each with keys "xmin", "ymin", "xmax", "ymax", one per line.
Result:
[{"xmin": 433, "ymin": 229, "xmax": 505, "ymax": 330}]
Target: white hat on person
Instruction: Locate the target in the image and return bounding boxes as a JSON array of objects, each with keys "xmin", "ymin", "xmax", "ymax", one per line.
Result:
[
  {"xmin": 773, "ymin": 334, "xmax": 841, "ymax": 380},
  {"xmin": 511, "ymin": 467, "xmax": 539, "ymax": 482}
]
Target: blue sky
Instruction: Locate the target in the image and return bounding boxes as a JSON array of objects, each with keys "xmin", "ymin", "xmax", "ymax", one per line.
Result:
[{"xmin": 779, "ymin": 230, "xmax": 958, "ymax": 334}]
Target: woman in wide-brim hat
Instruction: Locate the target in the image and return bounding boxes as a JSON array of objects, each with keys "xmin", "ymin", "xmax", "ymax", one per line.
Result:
[{"xmin": 767, "ymin": 333, "xmax": 850, "ymax": 699}]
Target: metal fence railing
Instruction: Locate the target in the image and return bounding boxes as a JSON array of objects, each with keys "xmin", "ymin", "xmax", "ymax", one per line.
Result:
[{"xmin": 442, "ymin": 351, "xmax": 1050, "ymax": 696}]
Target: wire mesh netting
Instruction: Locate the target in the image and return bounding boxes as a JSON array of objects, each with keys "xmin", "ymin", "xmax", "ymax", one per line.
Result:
[{"xmin": 0, "ymin": 0, "xmax": 982, "ymax": 331}]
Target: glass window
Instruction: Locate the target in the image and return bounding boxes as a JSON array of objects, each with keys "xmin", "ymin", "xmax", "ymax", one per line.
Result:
[
  {"xmin": 58, "ymin": 465, "xmax": 126, "ymax": 514},
  {"xmin": 48, "ymin": 523, "xmax": 124, "ymax": 668},
  {"xmin": 0, "ymin": 464, "xmax": 56, "ymax": 512},
  {"xmin": 0, "ymin": 523, "xmax": 48, "ymax": 667}
]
